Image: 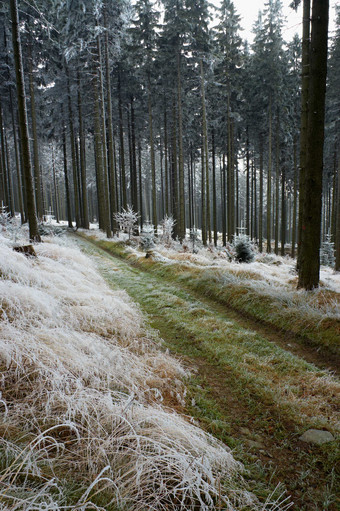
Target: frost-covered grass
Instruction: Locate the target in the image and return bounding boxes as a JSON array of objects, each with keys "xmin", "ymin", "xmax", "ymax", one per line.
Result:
[
  {"xmin": 75, "ymin": 231, "xmax": 339, "ymax": 510},
  {"xmin": 0, "ymin": 227, "xmax": 277, "ymax": 510},
  {"xmin": 85, "ymin": 231, "xmax": 339, "ymax": 355}
]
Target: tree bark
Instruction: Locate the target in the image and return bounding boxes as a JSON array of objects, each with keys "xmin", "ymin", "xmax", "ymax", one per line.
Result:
[
  {"xmin": 10, "ymin": 0, "xmax": 40, "ymax": 241},
  {"xmin": 27, "ymin": 37, "xmax": 43, "ymax": 219},
  {"xmin": 267, "ymin": 95, "xmax": 272, "ymax": 253},
  {"xmin": 77, "ymin": 71, "xmax": 89, "ymax": 229},
  {"xmin": 177, "ymin": 53, "xmax": 185, "ymax": 241},
  {"xmin": 297, "ymin": 0, "xmax": 311, "ymax": 268},
  {"xmin": 298, "ymin": 0, "xmax": 329, "ymax": 289}
]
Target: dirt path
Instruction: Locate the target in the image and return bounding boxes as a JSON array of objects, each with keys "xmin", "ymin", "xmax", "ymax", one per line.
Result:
[{"xmin": 75, "ymin": 236, "xmax": 339, "ymax": 511}]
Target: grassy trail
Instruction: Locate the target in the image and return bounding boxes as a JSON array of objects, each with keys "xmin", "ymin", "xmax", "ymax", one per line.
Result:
[{"xmin": 75, "ymin": 235, "xmax": 339, "ymax": 511}]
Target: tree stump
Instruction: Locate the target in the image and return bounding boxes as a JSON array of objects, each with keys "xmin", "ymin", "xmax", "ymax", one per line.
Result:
[{"xmin": 13, "ymin": 245, "xmax": 37, "ymax": 257}]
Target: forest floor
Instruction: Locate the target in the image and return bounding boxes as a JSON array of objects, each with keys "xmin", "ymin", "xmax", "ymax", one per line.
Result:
[{"xmin": 75, "ymin": 232, "xmax": 340, "ymax": 511}]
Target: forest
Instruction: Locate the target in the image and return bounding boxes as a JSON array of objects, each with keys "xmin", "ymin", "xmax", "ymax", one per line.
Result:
[
  {"xmin": 1, "ymin": 1, "xmax": 340, "ymax": 509},
  {"xmin": 0, "ymin": 0, "xmax": 339, "ymax": 290}
]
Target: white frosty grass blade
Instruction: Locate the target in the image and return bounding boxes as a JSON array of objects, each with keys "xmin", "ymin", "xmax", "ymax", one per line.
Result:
[{"xmin": 0, "ymin": 234, "xmax": 284, "ymax": 509}]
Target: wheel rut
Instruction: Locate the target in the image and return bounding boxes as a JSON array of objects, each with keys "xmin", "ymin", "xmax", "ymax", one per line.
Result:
[{"xmin": 75, "ymin": 236, "xmax": 340, "ymax": 511}]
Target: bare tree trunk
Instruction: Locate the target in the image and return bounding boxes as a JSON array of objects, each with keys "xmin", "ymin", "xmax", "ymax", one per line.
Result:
[
  {"xmin": 164, "ymin": 104, "xmax": 169, "ymax": 217},
  {"xmin": 10, "ymin": 0, "xmax": 40, "ymax": 241},
  {"xmin": 335, "ymin": 147, "xmax": 340, "ymax": 271},
  {"xmin": 148, "ymin": 76, "xmax": 157, "ymax": 232},
  {"xmin": 259, "ymin": 139, "xmax": 264, "ymax": 252},
  {"xmin": 298, "ymin": 0, "xmax": 329, "ymax": 289},
  {"xmin": 291, "ymin": 136, "xmax": 298, "ymax": 257},
  {"xmin": 246, "ymin": 128, "xmax": 250, "ymax": 235},
  {"xmin": 27, "ymin": 38, "xmax": 43, "ymax": 219},
  {"xmin": 118, "ymin": 67, "xmax": 127, "ymax": 210},
  {"xmin": 267, "ymin": 95, "xmax": 272, "ymax": 253},
  {"xmin": 177, "ymin": 53, "xmax": 185, "ymax": 241},
  {"xmin": 212, "ymin": 128, "xmax": 217, "ymax": 246},
  {"xmin": 62, "ymin": 109, "xmax": 73, "ymax": 228},
  {"xmin": 77, "ymin": 71, "xmax": 89, "ymax": 229},
  {"xmin": 297, "ymin": 0, "xmax": 311, "ymax": 268}
]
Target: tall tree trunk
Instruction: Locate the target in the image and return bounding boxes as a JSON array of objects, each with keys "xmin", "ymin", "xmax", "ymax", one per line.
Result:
[
  {"xmin": 130, "ymin": 97, "xmax": 138, "ymax": 216},
  {"xmin": 10, "ymin": 88, "xmax": 24, "ymax": 222},
  {"xmin": 298, "ymin": 0, "xmax": 329, "ymax": 289},
  {"xmin": 201, "ymin": 139, "xmax": 207, "ymax": 246},
  {"xmin": 52, "ymin": 145, "xmax": 59, "ymax": 223},
  {"xmin": 92, "ymin": 55, "xmax": 108, "ymax": 234},
  {"xmin": 97, "ymin": 36, "xmax": 111, "ymax": 237},
  {"xmin": 104, "ymin": 4, "xmax": 117, "ymax": 233},
  {"xmin": 118, "ymin": 67, "xmax": 127, "ymax": 210},
  {"xmin": 267, "ymin": 95, "xmax": 273, "ymax": 253},
  {"xmin": 27, "ymin": 37, "xmax": 43, "ymax": 220},
  {"xmin": 10, "ymin": 0, "xmax": 40, "ymax": 241},
  {"xmin": 4, "ymin": 132, "xmax": 15, "ymax": 216},
  {"xmin": 291, "ymin": 136, "xmax": 298, "ymax": 258},
  {"xmin": 212, "ymin": 128, "xmax": 217, "ymax": 246},
  {"xmin": 227, "ymin": 95, "xmax": 232, "ymax": 242},
  {"xmin": 148, "ymin": 76, "xmax": 157, "ymax": 232},
  {"xmin": 274, "ymin": 112, "xmax": 280, "ymax": 255},
  {"xmin": 259, "ymin": 138, "xmax": 264, "ymax": 252},
  {"xmin": 297, "ymin": 0, "xmax": 311, "ymax": 268},
  {"xmin": 222, "ymin": 153, "xmax": 226, "ymax": 246},
  {"xmin": 171, "ymin": 96, "xmax": 179, "ymax": 238},
  {"xmin": 177, "ymin": 53, "xmax": 185, "ymax": 241},
  {"xmin": 164, "ymin": 104, "xmax": 169, "ymax": 217},
  {"xmin": 66, "ymin": 64, "xmax": 81, "ymax": 229},
  {"xmin": 281, "ymin": 166, "xmax": 286, "ymax": 256},
  {"xmin": 335, "ymin": 148, "xmax": 340, "ymax": 271},
  {"xmin": 0, "ymin": 102, "xmax": 9, "ymax": 210},
  {"xmin": 246, "ymin": 128, "xmax": 250, "ymax": 235},
  {"xmin": 77, "ymin": 71, "xmax": 89, "ymax": 229},
  {"xmin": 62, "ymin": 114, "xmax": 73, "ymax": 228},
  {"xmin": 254, "ymin": 159, "xmax": 258, "ymax": 241},
  {"xmin": 138, "ymin": 140, "xmax": 143, "ymax": 230}
]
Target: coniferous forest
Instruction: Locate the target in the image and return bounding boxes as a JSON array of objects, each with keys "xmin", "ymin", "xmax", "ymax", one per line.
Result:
[{"xmin": 0, "ymin": 0, "xmax": 339, "ymax": 289}]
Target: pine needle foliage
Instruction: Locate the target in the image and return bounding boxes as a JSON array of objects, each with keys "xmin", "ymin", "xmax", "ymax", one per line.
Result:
[{"xmin": 233, "ymin": 233, "xmax": 255, "ymax": 263}]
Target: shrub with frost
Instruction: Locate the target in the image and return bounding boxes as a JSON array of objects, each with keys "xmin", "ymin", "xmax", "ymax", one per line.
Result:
[
  {"xmin": 114, "ymin": 206, "xmax": 139, "ymax": 239},
  {"xmin": 233, "ymin": 233, "xmax": 255, "ymax": 263},
  {"xmin": 190, "ymin": 227, "xmax": 199, "ymax": 253},
  {"xmin": 140, "ymin": 221, "xmax": 155, "ymax": 253},
  {"xmin": 161, "ymin": 215, "xmax": 175, "ymax": 246},
  {"xmin": 320, "ymin": 233, "xmax": 335, "ymax": 267}
]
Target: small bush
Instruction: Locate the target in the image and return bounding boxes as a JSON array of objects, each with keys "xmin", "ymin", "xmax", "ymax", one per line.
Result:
[
  {"xmin": 161, "ymin": 216, "xmax": 175, "ymax": 246},
  {"xmin": 233, "ymin": 234, "xmax": 255, "ymax": 263},
  {"xmin": 320, "ymin": 233, "xmax": 335, "ymax": 267},
  {"xmin": 140, "ymin": 222, "xmax": 155, "ymax": 253},
  {"xmin": 114, "ymin": 206, "xmax": 139, "ymax": 240}
]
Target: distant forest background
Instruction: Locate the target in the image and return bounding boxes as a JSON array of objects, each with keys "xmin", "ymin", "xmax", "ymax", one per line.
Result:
[{"xmin": 0, "ymin": 0, "xmax": 339, "ymax": 285}]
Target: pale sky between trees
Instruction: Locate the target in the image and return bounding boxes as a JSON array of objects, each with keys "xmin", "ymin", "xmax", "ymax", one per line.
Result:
[{"xmin": 211, "ymin": 0, "xmax": 339, "ymax": 43}]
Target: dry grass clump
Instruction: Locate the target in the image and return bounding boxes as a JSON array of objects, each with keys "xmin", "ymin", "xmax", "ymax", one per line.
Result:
[{"xmin": 0, "ymin": 234, "xmax": 267, "ymax": 510}]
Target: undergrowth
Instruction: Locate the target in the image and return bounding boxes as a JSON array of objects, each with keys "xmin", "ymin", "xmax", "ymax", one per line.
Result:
[
  {"xmin": 83, "ymin": 234, "xmax": 340, "ymax": 357},
  {"xmin": 0, "ymin": 230, "xmax": 288, "ymax": 510}
]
